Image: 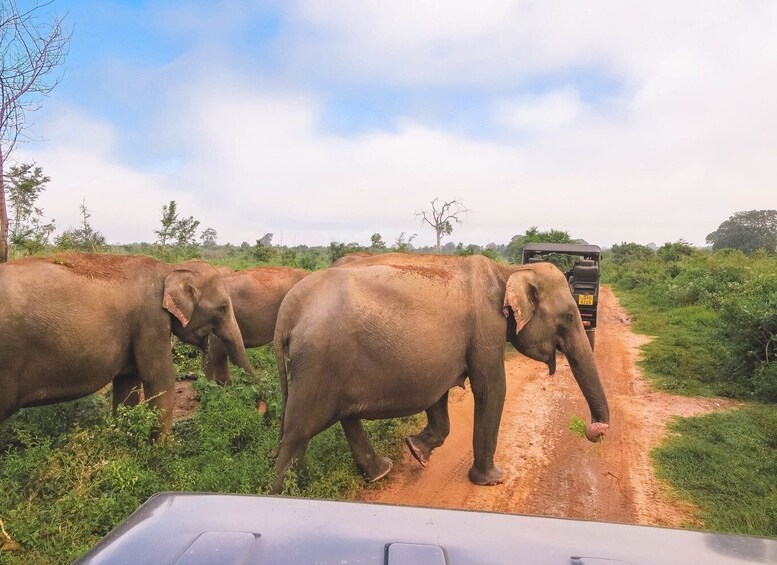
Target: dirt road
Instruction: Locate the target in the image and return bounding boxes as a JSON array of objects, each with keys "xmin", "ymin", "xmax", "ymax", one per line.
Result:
[{"xmin": 359, "ymin": 286, "xmax": 736, "ymax": 527}]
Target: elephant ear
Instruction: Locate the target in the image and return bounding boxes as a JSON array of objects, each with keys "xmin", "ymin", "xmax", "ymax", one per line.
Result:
[
  {"xmin": 503, "ymin": 270, "xmax": 537, "ymax": 333},
  {"xmin": 163, "ymin": 270, "xmax": 200, "ymax": 328}
]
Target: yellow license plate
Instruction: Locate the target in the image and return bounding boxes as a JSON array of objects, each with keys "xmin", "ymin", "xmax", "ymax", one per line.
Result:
[{"xmin": 578, "ymin": 294, "xmax": 595, "ymax": 306}]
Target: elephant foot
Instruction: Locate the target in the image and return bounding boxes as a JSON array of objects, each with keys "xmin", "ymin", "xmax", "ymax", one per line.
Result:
[
  {"xmin": 405, "ymin": 436, "xmax": 433, "ymax": 467},
  {"xmin": 468, "ymin": 464, "xmax": 505, "ymax": 486},
  {"xmin": 365, "ymin": 457, "xmax": 393, "ymax": 483}
]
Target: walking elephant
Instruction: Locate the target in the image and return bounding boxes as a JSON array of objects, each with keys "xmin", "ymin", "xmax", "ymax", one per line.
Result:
[
  {"xmin": 0, "ymin": 253, "xmax": 254, "ymax": 435},
  {"xmin": 271, "ymin": 253, "xmax": 609, "ymax": 493},
  {"xmin": 205, "ymin": 266, "xmax": 308, "ymax": 384}
]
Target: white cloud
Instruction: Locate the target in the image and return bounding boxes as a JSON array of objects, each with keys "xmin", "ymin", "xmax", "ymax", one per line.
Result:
[
  {"xmin": 11, "ymin": 2, "xmax": 777, "ymax": 248},
  {"xmin": 16, "ymin": 107, "xmax": 174, "ymax": 244},
  {"xmin": 498, "ymin": 88, "xmax": 585, "ymax": 131}
]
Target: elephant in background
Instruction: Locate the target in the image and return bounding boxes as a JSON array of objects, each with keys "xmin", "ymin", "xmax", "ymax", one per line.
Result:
[
  {"xmin": 0, "ymin": 253, "xmax": 254, "ymax": 434},
  {"xmin": 331, "ymin": 251, "xmax": 373, "ymax": 267},
  {"xmin": 271, "ymin": 253, "xmax": 609, "ymax": 493},
  {"xmin": 205, "ymin": 266, "xmax": 309, "ymax": 384}
]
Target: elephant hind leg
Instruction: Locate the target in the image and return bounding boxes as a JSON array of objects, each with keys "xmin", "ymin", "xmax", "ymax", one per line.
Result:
[
  {"xmin": 407, "ymin": 390, "xmax": 451, "ymax": 467},
  {"xmin": 270, "ymin": 429, "xmax": 313, "ymax": 494},
  {"xmin": 341, "ymin": 419, "xmax": 392, "ymax": 482}
]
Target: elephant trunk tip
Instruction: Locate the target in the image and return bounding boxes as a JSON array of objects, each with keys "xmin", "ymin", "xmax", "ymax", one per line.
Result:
[{"xmin": 585, "ymin": 422, "xmax": 609, "ymax": 443}]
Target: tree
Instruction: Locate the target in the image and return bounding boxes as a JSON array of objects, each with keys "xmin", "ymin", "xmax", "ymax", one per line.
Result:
[
  {"xmin": 6, "ymin": 161, "xmax": 54, "ymax": 256},
  {"xmin": 199, "ymin": 227, "xmax": 217, "ymax": 248},
  {"xmin": 417, "ymin": 198, "xmax": 470, "ymax": 252},
  {"xmin": 0, "ymin": 1, "xmax": 70, "ymax": 262},
  {"xmin": 328, "ymin": 241, "xmax": 365, "ymax": 263},
  {"xmin": 706, "ymin": 210, "xmax": 777, "ymax": 254},
  {"xmin": 609, "ymin": 242, "xmax": 655, "ymax": 265},
  {"xmin": 56, "ymin": 199, "xmax": 106, "ymax": 252},
  {"xmin": 252, "ymin": 232, "xmax": 276, "ymax": 262},
  {"xmin": 504, "ymin": 226, "xmax": 573, "ymax": 264},
  {"xmin": 393, "ymin": 232, "xmax": 416, "ymax": 252},
  {"xmin": 370, "ymin": 232, "xmax": 386, "ymax": 251},
  {"xmin": 657, "ymin": 239, "xmax": 694, "ymax": 262},
  {"xmin": 154, "ymin": 200, "xmax": 178, "ymax": 246},
  {"xmin": 154, "ymin": 200, "xmax": 200, "ymax": 258}
]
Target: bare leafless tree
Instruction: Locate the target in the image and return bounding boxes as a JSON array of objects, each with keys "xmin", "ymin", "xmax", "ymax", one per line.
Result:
[
  {"xmin": 417, "ymin": 197, "xmax": 470, "ymax": 252},
  {"xmin": 0, "ymin": 0, "xmax": 70, "ymax": 262}
]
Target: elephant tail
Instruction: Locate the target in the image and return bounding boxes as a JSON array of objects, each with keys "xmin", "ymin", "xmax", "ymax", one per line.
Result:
[{"xmin": 273, "ymin": 328, "xmax": 291, "ymax": 450}]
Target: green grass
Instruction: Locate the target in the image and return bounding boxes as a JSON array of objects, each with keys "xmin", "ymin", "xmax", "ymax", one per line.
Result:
[
  {"xmin": 0, "ymin": 345, "xmax": 420, "ymax": 564},
  {"xmin": 653, "ymin": 404, "xmax": 777, "ymax": 537},
  {"xmin": 612, "ymin": 289, "xmax": 725, "ymax": 397},
  {"xmin": 610, "ymin": 285, "xmax": 777, "ymax": 538}
]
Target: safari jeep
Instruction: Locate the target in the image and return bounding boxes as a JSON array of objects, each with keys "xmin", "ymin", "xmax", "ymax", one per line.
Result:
[{"xmin": 522, "ymin": 243, "xmax": 602, "ymax": 350}]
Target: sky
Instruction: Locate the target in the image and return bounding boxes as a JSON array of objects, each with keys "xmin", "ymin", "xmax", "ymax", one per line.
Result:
[{"xmin": 9, "ymin": 0, "xmax": 777, "ymax": 247}]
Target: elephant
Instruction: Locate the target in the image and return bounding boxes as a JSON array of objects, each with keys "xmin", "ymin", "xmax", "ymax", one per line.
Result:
[
  {"xmin": 205, "ymin": 266, "xmax": 308, "ymax": 384},
  {"xmin": 331, "ymin": 251, "xmax": 373, "ymax": 267},
  {"xmin": 270, "ymin": 253, "xmax": 610, "ymax": 493},
  {"xmin": 0, "ymin": 253, "xmax": 254, "ymax": 435}
]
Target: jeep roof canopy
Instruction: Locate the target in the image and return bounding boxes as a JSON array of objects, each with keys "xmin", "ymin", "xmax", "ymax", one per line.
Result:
[{"xmin": 522, "ymin": 243, "xmax": 602, "ymax": 262}]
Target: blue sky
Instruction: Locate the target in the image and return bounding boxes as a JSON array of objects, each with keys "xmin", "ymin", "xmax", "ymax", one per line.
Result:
[{"xmin": 12, "ymin": 1, "xmax": 777, "ymax": 246}]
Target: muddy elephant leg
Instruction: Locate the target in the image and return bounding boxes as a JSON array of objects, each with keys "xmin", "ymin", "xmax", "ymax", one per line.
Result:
[
  {"xmin": 467, "ymin": 354, "xmax": 506, "ymax": 486},
  {"xmin": 112, "ymin": 373, "xmax": 142, "ymax": 413},
  {"xmin": 341, "ymin": 418, "xmax": 393, "ymax": 482},
  {"xmin": 406, "ymin": 390, "xmax": 451, "ymax": 467},
  {"xmin": 204, "ymin": 335, "xmax": 231, "ymax": 385}
]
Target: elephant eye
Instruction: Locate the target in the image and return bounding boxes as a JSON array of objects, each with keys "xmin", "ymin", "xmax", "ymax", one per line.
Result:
[{"xmin": 218, "ymin": 303, "xmax": 228, "ymax": 314}]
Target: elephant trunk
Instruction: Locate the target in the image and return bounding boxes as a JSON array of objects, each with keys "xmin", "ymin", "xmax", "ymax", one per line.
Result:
[
  {"xmin": 561, "ymin": 328, "xmax": 610, "ymax": 442},
  {"xmin": 214, "ymin": 309, "xmax": 255, "ymax": 377}
]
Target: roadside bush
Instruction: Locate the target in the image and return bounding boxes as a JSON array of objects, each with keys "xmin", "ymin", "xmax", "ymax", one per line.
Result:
[
  {"xmin": 606, "ymin": 246, "xmax": 777, "ymax": 401},
  {"xmin": 719, "ymin": 274, "xmax": 777, "ymax": 401}
]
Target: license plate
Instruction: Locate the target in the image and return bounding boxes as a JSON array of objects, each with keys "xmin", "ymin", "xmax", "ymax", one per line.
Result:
[{"xmin": 578, "ymin": 294, "xmax": 595, "ymax": 306}]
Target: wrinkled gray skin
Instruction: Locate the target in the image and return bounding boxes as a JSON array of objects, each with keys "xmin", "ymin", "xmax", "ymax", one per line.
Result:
[
  {"xmin": 205, "ymin": 266, "xmax": 308, "ymax": 384},
  {"xmin": 271, "ymin": 253, "xmax": 609, "ymax": 493},
  {"xmin": 0, "ymin": 253, "xmax": 254, "ymax": 435}
]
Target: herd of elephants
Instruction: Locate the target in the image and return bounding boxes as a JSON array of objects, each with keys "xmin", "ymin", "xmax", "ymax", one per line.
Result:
[{"xmin": 0, "ymin": 251, "xmax": 609, "ymax": 493}]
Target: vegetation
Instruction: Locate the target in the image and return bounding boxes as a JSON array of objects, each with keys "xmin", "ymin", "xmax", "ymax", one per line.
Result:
[
  {"xmin": 417, "ymin": 197, "xmax": 469, "ymax": 252},
  {"xmin": 607, "ymin": 242, "xmax": 777, "ymax": 537},
  {"xmin": 55, "ymin": 200, "xmax": 107, "ymax": 252},
  {"xmin": 606, "ymin": 244, "xmax": 777, "ymax": 401},
  {"xmin": 0, "ymin": 345, "xmax": 419, "ymax": 563},
  {"xmin": 706, "ymin": 209, "xmax": 777, "ymax": 254},
  {"xmin": 4, "ymin": 163, "xmax": 56, "ymax": 258},
  {"xmin": 154, "ymin": 200, "xmax": 201, "ymax": 260},
  {"xmin": 0, "ymin": 1, "xmax": 70, "ymax": 262},
  {"xmin": 653, "ymin": 405, "xmax": 777, "ymax": 538}
]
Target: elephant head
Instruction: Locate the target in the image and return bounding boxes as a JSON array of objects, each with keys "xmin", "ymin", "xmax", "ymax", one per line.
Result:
[
  {"xmin": 163, "ymin": 261, "xmax": 255, "ymax": 376},
  {"xmin": 502, "ymin": 263, "xmax": 609, "ymax": 442}
]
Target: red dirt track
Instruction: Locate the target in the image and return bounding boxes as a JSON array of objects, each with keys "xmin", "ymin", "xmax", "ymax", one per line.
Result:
[{"xmin": 358, "ymin": 286, "xmax": 737, "ymax": 527}]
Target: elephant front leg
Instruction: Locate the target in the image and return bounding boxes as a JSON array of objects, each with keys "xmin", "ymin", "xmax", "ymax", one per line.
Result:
[
  {"xmin": 134, "ymin": 337, "xmax": 177, "ymax": 437},
  {"xmin": 467, "ymin": 361, "xmax": 506, "ymax": 486},
  {"xmin": 204, "ymin": 335, "xmax": 231, "ymax": 385},
  {"xmin": 406, "ymin": 390, "xmax": 451, "ymax": 467},
  {"xmin": 341, "ymin": 418, "xmax": 393, "ymax": 482}
]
